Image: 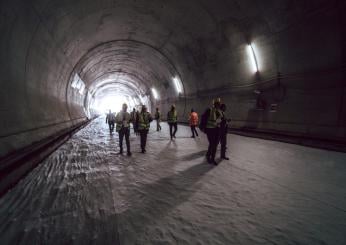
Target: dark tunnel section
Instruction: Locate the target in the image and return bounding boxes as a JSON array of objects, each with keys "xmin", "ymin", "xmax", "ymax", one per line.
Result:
[{"xmin": 1, "ymin": 0, "xmax": 346, "ymax": 160}]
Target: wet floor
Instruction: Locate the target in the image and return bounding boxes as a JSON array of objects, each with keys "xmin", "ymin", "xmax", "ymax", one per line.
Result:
[{"xmin": 0, "ymin": 117, "xmax": 346, "ymax": 244}]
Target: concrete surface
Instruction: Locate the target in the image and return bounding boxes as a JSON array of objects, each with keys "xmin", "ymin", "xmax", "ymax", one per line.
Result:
[{"xmin": 0, "ymin": 117, "xmax": 345, "ymax": 244}]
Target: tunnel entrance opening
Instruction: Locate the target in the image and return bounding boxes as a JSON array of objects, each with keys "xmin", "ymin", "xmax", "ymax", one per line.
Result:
[
  {"xmin": 66, "ymin": 40, "xmax": 187, "ymax": 121},
  {"xmin": 92, "ymin": 94, "xmax": 135, "ymax": 115},
  {"xmin": 85, "ymin": 76, "xmax": 152, "ymax": 117},
  {"xmin": 88, "ymin": 85, "xmax": 151, "ymax": 116}
]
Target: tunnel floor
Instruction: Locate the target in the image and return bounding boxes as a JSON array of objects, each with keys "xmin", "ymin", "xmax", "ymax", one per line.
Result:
[{"xmin": 0, "ymin": 117, "xmax": 346, "ymax": 244}]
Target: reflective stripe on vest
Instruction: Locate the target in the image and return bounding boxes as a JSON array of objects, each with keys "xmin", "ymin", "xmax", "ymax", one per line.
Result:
[
  {"xmin": 167, "ymin": 111, "xmax": 177, "ymax": 123},
  {"xmin": 138, "ymin": 112, "xmax": 150, "ymax": 130}
]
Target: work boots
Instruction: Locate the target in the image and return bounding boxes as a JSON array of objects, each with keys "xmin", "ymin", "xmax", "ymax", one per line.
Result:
[{"xmin": 221, "ymin": 155, "xmax": 229, "ymax": 160}]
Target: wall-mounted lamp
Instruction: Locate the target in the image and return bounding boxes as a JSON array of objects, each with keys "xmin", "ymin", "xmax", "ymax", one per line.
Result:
[
  {"xmin": 172, "ymin": 76, "xmax": 183, "ymax": 94},
  {"xmin": 247, "ymin": 43, "xmax": 259, "ymax": 73},
  {"xmin": 151, "ymin": 87, "xmax": 159, "ymax": 100}
]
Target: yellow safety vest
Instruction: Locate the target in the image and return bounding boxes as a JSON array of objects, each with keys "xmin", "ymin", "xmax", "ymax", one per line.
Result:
[
  {"xmin": 167, "ymin": 110, "xmax": 177, "ymax": 123},
  {"xmin": 138, "ymin": 112, "xmax": 151, "ymax": 130},
  {"xmin": 116, "ymin": 111, "xmax": 131, "ymax": 132}
]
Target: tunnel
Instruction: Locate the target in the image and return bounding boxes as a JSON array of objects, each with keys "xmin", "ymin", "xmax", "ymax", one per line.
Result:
[{"xmin": 0, "ymin": 0, "xmax": 346, "ymax": 244}]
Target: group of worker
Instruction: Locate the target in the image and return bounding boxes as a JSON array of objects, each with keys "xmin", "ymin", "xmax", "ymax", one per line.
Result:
[
  {"xmin": 202, "ymin": 98, "xmax": 229, "ymax": 165},
  {"xmin": 106, "ymin": 103, "xmax": 153, "ymax": 155},
  {"xmin": 184, "ymin": 98, "xmax": 230, "ymax": 165},
  {"xmin": 105, "ymin": 98, "xmax": 229, "ymax": 165}
]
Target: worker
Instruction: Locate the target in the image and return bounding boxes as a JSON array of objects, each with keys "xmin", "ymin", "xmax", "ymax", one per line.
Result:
[
  {"xmin": 130, "ymin": 108, "xmax": 137, "ymax": 134},
  {"xmin": 189, "ymin": 108, "xmax": 199, "ymax": 138},
  {"xmin": 135, "ymin": 105, "xmax": 153, "ymax": 153},
  {"xmin": 115, "ymin": 103, "xmax": 132, "ymax": 156},
  {"xmin": 219, "ymin": 103, "xmax": 229, "ymax": 160},
  {"xmin": 155, "ymin": 107, "xmax": 162, "ymax": 131},
  {"xmin": 167, "ymin": 104, "xmax": 178, "ymax": 140},
  {"xmin": 106, "ymin": 110, "xmax": 116, "ymax": 134},
  {"xmin": 205, "ymin": 98, "xmax": 222, "ymax": 165}
]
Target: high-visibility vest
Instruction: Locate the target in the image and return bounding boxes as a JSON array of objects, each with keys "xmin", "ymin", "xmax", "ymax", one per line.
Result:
[
  {"xmin": 138, "ymin": 112, "xmax": 151, "ymax": 130},
  {"xmin": 115, "ymin": 111, "xmax": 131, "ymax": 132},
  {"xmin": 189, "ymin": 112, "xmax": 199, "ymax": 126},
  {"xmin": 167, "ymin": 110, "xmax": 177, "ymax": 123},
  {"xmin": 206, "ymin": 108, "xmax": 221, "ymax": 128}
]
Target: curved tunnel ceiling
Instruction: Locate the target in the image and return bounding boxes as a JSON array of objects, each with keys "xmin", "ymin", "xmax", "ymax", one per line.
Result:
[
  {"xmin": 51, "ymin": 0, "xmax": 223, "ymax": 98},
  {"xmin": 40, "ymin": 0, "xmax": 337, "ymax": 105},
  {"xmin": 44, "ymin": 0, "xmax": 338, "ymax": 104},
  {"xmin": 72, "ymin": 40, "xmax": 184, "ymax": 104}
]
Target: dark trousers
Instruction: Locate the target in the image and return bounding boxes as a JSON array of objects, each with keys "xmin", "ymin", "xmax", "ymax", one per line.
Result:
[
  {"xmin": 169, "ymin": 123, "xmax": 177, "ymax": 138},
  {"xmin": 220, "ymin": 130, "xmax": 227, "ymax": 157},
  {"xmin": 108, "ymin": 122, "xmax": 115, "ymax": 132},
  {"xmin": 190, "ymin": 125, "xmax": 198, "ymax": 137},
  {"xmin": 132, "ymin": 123, "xmax": 137, "ymax": 133},
  {"xmin": 119, "ymin": 127, "xmax": 130, "ymax": 153},
  {"xmin": 139, "ymin": 129, "xmax": 149, "ymax": 150},
  {"xmin": 156, "ymin": 120, "xmax": 161, "ymax": 131},
  {"xmin": 206, "ymin": 128, "xmax": 220, "ymax": 161}
]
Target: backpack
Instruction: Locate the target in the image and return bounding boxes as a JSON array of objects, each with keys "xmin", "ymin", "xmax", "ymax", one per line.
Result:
[{"xmin": 199, "ymin": 108, "xmax": 210, "ymax": 133}]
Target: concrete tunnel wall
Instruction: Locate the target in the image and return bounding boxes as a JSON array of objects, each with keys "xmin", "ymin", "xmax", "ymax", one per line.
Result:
[{"xmin": 0, "ymin": 0, "xmax": 346, "ymax": 158}]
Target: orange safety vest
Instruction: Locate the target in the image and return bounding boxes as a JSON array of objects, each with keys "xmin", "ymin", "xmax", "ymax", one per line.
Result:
[{"xmin": 189, "ymin": 112, "xmax": 199, "ymax": 126}]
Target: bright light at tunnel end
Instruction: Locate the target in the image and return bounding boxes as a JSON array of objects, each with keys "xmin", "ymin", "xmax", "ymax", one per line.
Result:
[
  {"xmin": 92, "ymin": 95, "xmax": 135, "ymax": 114},
  {"xmin": 151, "ymin": 88, "xmax": 159, "ymax": 100},
  {"xmin": 247, "ymin": 43, "xmax": 259, "ymax": 73}
]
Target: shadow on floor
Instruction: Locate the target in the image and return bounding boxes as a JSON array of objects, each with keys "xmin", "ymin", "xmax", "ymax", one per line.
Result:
[
  {"xmin": 179, "ymin": 150, "xmax": 206, "ymax": 161},
  {"xmin": 160, "ymin": 140, "xmax": 177, "ymax": 151},
  {"xmin": 118, "ymin": 162, "xmax": 214, "ymax": 243}
]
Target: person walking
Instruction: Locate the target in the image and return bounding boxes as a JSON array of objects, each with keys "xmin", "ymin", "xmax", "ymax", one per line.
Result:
[
  {"xmin": 130, "ymin": 108, "xmax": 137, "ymax": 134},
  {"xmin": 219, "ymin": 103, "xmax": 230, "ymax": 160},
  {"xmin": 115, "ymin": 103, "xmax": 132, "ymax": 156},
  {"xmin": 135, "ymin": 105, "xmax": 153, "ymax": 153},
  {"xmin": 106, "ymin": 110, "xmax": 116, "ymax": 134},
  {"xmin": 155, "ymin": 107, "xmax": 162, "ymax": 131},
  {"xmin": 205, "ymin": 98, "xmax": 222, "ymax": 165},
  {"xmin": 189, "ymin": 109, "xmax": 199, "ymax": 138},
  {"xmin": 167, "ymin": 104, "xmax": 178, "ymax": 140}
]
